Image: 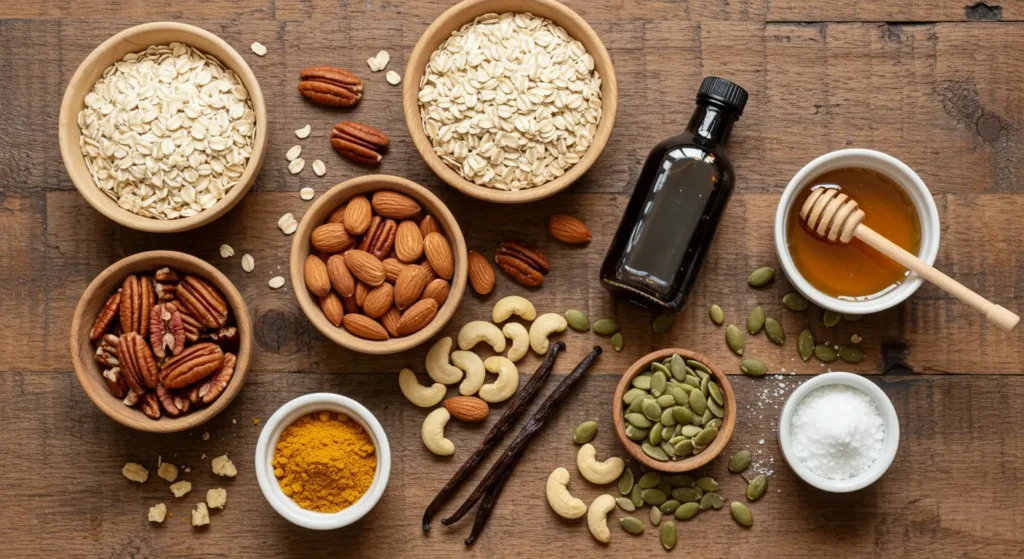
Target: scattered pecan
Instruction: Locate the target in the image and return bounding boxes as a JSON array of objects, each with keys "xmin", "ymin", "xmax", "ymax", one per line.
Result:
[
  {"xmin": 154, "ymin": 267, "xmax": 180, "ymax": 301},
  {"xmin": 94, "ymin": 334, "xmax": 120, "ymax": 368},
  {"xmin": 202, "ymin": 326, "xmax": 239, "ymax": 349},
  {"xmin": 331, "ymin": 121, "xmax": 389, "ymax": 164},
  {"xmin": 90, "ymin": 291, "xmax": 121, "ymax": 340},
  {"xmin": 359, "ymin": 216, "xmax": 398, "ymax": 260},
  {"xmin": 139, "ymin": 391, "xmax": 161, "ymax": 420},
  {"xmin": 119, "ymin": 275, "xmax": 154, "ymax": 337},
  {"xmin": 176, "ymin": 275, "xmax": 228, "ymax": 329},
  {"xmin": 117, "ymin": 332, "xmax": 160, "ymax": 394},
  {"xmin": 199, "ymin": 352, "xmax": 236, "ymax": 404},
  {"xmin": 298, "ymin": 66, "xmax": 363, "ymax": 107},
  {"xmin": 156, "ymin": 383, "xmax": 191, "ymax": 417},
  {"xmin": 494, "ymin": 241, "xmax": 550, "ymax": 287},
  {"xmin": 160, "ymin": 342, "xmax": 225, "ymax": 389},
  {"xmin": 149, "ymin": 303, "xmax": 185, "ymax": 359},
  {"xmin": 102, "ymin": 367, "xmax": 128, "ymax": 399}
]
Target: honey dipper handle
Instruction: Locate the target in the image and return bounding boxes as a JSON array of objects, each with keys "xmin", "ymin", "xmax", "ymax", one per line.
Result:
[{"xmin": 854, "ymin": 225, "xmax": 1020, "ymax": 332}]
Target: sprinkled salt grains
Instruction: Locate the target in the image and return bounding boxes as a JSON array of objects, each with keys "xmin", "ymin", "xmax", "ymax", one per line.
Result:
[{"xmin": 790, "ymin": 384, "xmax": 884, "ymax": 480}]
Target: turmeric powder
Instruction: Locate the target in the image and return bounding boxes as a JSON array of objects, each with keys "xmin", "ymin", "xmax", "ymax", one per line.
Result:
[{"xmin": 272, "ymin": 410, "xmax": 377, "ymax": 513}]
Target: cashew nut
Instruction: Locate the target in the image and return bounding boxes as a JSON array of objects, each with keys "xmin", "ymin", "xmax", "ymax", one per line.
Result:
[
  {"xmin": 421, "ymin": 408, "xmax": 455, "ymax": 456},
  {"xmin": 479, "ymin": 356, "xmax": 519, "ymax": 403},
  {"xmin": 587, "ymin": 494, "xmax": 616, "ymax": 543},
  {"xmin": 398, "ymin": 368, "xmax": 445, "ymax": 408},
  {"xmin": 426, "ymin": 337, "xmax": 463, "ymax": 385},
  {"xmin": 451, "ymin": 350, "xmax": 485, "ymax": 396},
  {"xmin": 545, "ymin": 467, "xmax": 587, "ymax": 519},
  {"xmin": 501, "ymin": 322, "xmax": 529, "ymax": 363},
  {"xmin": 529, "ymin": 313, "xmax": 568, "ymax": 355},
  {"xmin": 491, "ymin": 295, "xmax": 537, "ymax": 323},
  {"xmin": 576, "ymin": 443, "xmax": 625, "ymax": 484},
  {"xmin": 457, "ymin": 321, "xmax": 506, "ymax": 353}
]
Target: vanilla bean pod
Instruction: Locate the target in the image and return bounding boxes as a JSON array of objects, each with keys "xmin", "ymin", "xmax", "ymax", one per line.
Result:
[
  {"xmin": 441, "ymin": 345, "xmax": 603, "ymax": 526},
  {"xmin": 465, "ymin": 452, "xmax": 523, "ymax": 545},
  {"xmin": 422, "ymin": 341, "xmax": 566, "ymax": 531}
]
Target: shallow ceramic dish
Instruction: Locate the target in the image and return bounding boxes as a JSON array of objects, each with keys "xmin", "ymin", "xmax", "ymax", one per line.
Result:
[
  {"xmin": 58, "ymin": 22, "xmax": 268, "ymax": 233},
  {"xmin": 69, "ymin": 250, "xmax": 252, "ymax": 433},
  {"xmin": 778, "ymin": 372, "xmax": 900, "ymax": 492},
  {"xmin": 613, "ymin": 348, "xmax": 736, "ymax": 473},
  {"xmin": 255, "ymin": 393, "xmax": 391, "ymax": 530},
  {"xmin": 403, "ymin": 0, "xmax": 618, "ymax": 204},
  {"xmin": 290, "ymin": 175, "xmax": 467, "ymax": 354}
]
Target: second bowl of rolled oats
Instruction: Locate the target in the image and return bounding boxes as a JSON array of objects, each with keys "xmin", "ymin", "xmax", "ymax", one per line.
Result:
[{"xmin": 59, "ymin": 22, "xmax": 268, "ymax": 232}]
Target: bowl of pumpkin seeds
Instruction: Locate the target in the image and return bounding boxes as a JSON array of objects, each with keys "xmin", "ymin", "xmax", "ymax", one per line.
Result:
[{"xmin": 613, "ymin": 349, "xmax": 735, "ymax": 472}]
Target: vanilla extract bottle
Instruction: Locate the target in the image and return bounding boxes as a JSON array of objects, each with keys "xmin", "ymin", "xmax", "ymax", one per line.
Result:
[{"xmin": 600, "ymin": 77, "xmax": 748, "ymax": 312}]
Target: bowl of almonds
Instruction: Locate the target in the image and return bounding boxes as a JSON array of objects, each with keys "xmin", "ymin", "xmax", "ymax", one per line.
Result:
[
  {"xmin": 290, "ymin": 175, "xmax": 468, "ymax": 354},
  {"xmin": 70, "ymin": 250, "xmax": 251, "ymax": 432}
]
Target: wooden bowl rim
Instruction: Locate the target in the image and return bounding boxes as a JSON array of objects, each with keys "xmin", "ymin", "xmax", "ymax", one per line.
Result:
[
  {"xmin": 58, "ymin": 21, "xmax": 268, "ymax": 233},
  {"xmin": 289, "ymin": 175, "xmax": 468, "ymax": 355},
  {"xmin": 69, "ymin": 250, "xmax": 252, "ymax": 433},
  {"xmin": 402, "ymin": 0, "xmax": 618, "ymax": 204},
  {"xmin": 612, "ymin": 348, "xmax": 737, "ymax": 472}
]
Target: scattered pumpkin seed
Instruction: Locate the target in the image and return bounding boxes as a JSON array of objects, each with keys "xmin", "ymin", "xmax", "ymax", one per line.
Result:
[
  {"xmin": 630, "ymin": 484, "xmax": 643, "ymax": 508},
  {"xmin": 823, "ymin": 310, "xmax": 842, "ymax": 327},
  {"xmin": 782, "ymin": 291, "xmax": 810, "ymax": 311},
  {"xmin": 618, "ymin": 469, "xmax": 634, "ymax": 495},
  {"xmin": 839, "ymin": 344, "xmax": 865, "ymax": 363},
  {"xmin": 650, "ymin": 506, "xmax": 662, "ymax": 525},
  {"xmin": 671, "ymin": 487, "xmax": 701, "ymax": 503},
  {"xmin": 632, "ymin": 374, "xmax": 652, "ymax": 390},
  {"xmin": 746, "ymin": 474, "xmax": 768, "ymax": 501},
  {"xmin": 659, "ymin": 500, "xmax": 681, "ymax": 514},
  {"xmin": 650, "ymin": 371, "xmax": 667, "ymax": 397},
  {"xmin": 709, "ymin": 304, "xmax": 725, "ymax": 325},
  {"xmin": 726, "ymin": 325, "xmax": 745, "ymax": 355},
  {"xmin": 710, "ymin": 493, "xmax": 725, "ymax": 510},
  {"xmin": 616, "ymin": 497, "xmax": 636, "ymax": 512},
  {"xmin": 695, "ymin": 476, "xmax": 719, "ymax": 492},
  {"xmin": 667, "ymin": 475, "xmax": 694, "ymax": 488},
  {"xmin": 748, "ymin": 266, "xmax": 775, "ymax": 287},
  {"xmin": 842, "ymin": 313, "xmax": 864, "ymax": 322},
  {"xmin": 814, "ymin": 344, "xmax": 838, "ymax": 362},
  {"xmin": 652, "ymin": 314, "xmax": 675, "ymax": 333},
  {"xmin": 573, "ymin": 420, "xmax": 598, "ymax": 444},
  {"xmin": 565, "ymin": 309, "xmax": 589, "ymax": 332},
  {"xmin": 592, "ymin": 318, "xmax": 619, "ymax": 336},
  {"xmin": 638, "ymin": 472, "xmax": 661, "ymax": 489},
  {"xmin": 673, "ymin": 502, "xmax": 700, "ymax": 520},
  {"xmin": 660, "ymin": 521, "xmax": 677, "ymax": 550},
  {"xmin": 730, "ymin": 502, "xmax": 753, "ymax": 526},
  {"xmin": 657, "ymin": 477, "xmax": 672, "ymax": 497},
  {"xmin": 729, "ymin": 450, "xmax": 752, "ymax": 473},
  {"xmin": 641, "ymin": 488, "xmax": 667, "ymax": 506},
  {"xmin": 764, "ymin": 317, "xmax": 785, "ymax": 344},
  {"xmin": 699, "ymin": 492, "xmax": 715, "ymax": 510},
  {"xmin": 642, "ymin": 442, "xmax": 669, "ymax": 461},
  {"xmin": 740, "ymin": 359, "xmax": 767, "ymax": 377},
  {"xmin": 611, "ymin": 332, "xmax": 624, "ymax": 352},
  {"xmin": 620, "ymin": 516, "xmax": 644, "ymax": 535},
  {"xmin": 798, "ymin": 329, "xmax": 814, "ymax": 361},
  {"xmin": 747, "ymin": 306, "xmax": 766, "ymax": 334}
]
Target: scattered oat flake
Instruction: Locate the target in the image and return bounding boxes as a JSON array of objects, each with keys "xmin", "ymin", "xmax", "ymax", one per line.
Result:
[
  {"xmin": 295, "ymin": 124, "xmax": 311, "ymax": 139},
  {"xmin": 386, "ymin": 70, "xmax": 401, "ymax": 85},
  {"xmin": 277, "ymin": 213, "xmax": 295, "ymax": 229},
  {"xmin": 286, "ymin": 145, "xmax": 302, "ymax": 161},
  {"xmin": 241, "ymin": 254, "xmax": 255, "ymax": 273},
  {"xmin": 374, "ymin": 50, "xmax": 390, "ymax": 70},
  {"xmin": 282, "ymin": 221, "xmax": 297, "ymax": 235},
  {"xmin": 218, "ymin": 244, "xmax": 234, "ymax": 258},
  {"xmin": 269, "ymin": 276, "xmax": 286, "ymax": 289},
  {"xmin": 250, "ymin": 42, "xmax": 267, "ymax": 56},
  {"xmin": 300, "ymin": 187, "xmax": 315, "ymax": 201},
  {"xmin": 367, "ymin": 56, "xmax": 380, "ymax": 72},
  {"xmin": 288, "ymin": 158, "xmax": 305, "ymax": 175},
  {"xmin": 312, "ymin": 159, "xmax": 326, "ymax": 177}
]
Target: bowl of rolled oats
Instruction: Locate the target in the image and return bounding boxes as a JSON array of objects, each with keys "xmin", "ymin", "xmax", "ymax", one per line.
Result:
[
  {"xmin": 59, "ymin": 22, "xmax": 267, "ymax": 232},
  {"xmin": 404, "ymin": 0, "xmax": 617, "ymax": 203}
]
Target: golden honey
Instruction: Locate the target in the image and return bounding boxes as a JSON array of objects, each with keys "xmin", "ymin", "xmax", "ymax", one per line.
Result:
[{"xmin": 786, "ymin": 167, "xmax": 921, "ymax": 299}]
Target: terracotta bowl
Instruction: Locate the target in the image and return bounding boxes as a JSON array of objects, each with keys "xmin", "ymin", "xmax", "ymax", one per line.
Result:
[
  {"xmin": 403, "ymin": 0, "xmax": 618, "ymax": 204},
  {"xmin": 613, "ymin": 348, "xmax": 737, "ymax": 472},
  {"xmin": 290, "ymin": 175, "xmax": 468, "ymax": 354},
  {"xmin": 70, "ymin": 251, "xmax": 252, "ymax": 433},
  {"xmin": 58, "ymin": 22, "xmax": 268, "ymax": 233}
]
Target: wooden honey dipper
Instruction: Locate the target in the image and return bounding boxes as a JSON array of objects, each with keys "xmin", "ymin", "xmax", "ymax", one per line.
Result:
[{"xmin": 800, "ymin": 187, "xmax": 1019, "ymax": 332}]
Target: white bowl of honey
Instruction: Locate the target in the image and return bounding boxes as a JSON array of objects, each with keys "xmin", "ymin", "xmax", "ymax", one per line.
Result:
[{"xmin": 774, "ymin": 149, "xmax": 940, "ymax": 315}]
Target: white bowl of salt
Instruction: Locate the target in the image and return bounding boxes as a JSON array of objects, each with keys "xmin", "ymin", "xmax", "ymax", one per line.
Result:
[{"xmin": 779, "ymin": 372, "xmax": 899, "ymax": 492}]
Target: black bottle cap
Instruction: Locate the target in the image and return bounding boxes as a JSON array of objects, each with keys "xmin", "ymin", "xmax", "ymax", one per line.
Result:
[{"xmin": 697, "ymin": 77, "xmax": 748, "ymax": 116}]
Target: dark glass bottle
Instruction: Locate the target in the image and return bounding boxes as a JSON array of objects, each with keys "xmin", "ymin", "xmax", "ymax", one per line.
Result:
[{"xmin": 600, "ymin": 77, "xmax": 748, "ymax": 312}]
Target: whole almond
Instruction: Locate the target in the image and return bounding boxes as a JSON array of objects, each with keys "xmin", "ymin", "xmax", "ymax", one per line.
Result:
[
  {"xmin": 343, "ymin": 314, "xmax": 389, "ymax": 340},
  {"xmin": 354, "ymin": 281, "xmax": 369, "ymax": 307},
  {"xmin": 381, "ymin": 306, "xmax": 402, "ymax": 337},
  {"xmin": 304, "ymin": 254, "xmax": 332, "ymax": 297},
  {"xmin": 362, "ymin": 283, "xmax": 394, "ymax": 319},
  {"xmin": 396, "ymin": 298, "xmax": 438, "ymax": 336},
  {"xmin": 326, "ymin": 255, "xmax": 355, "ymax": 297},
  {"xmin": 423, "ymin": 232, "xmax": 454, "ymax": 280},
  {"xmin": 319, "ymin": 292, "xmax": 344, "ymax": 326},
  {"xmin": 419, "ymin": 215, "xmax": 442, "ymax": 237},
  {"xmin": 327, "ymin": 204, "xmax": 347, "ymax": 225},
  {"xmin": 444, "ymin": 396, "xmax": 490, "ymax": 422},
  {"xmin": 548, "ymin": 214, "xmax": 592, "ymax": 244},
  {"xmin": 372, "ymin": 190, "xmax": 421, "ymax": 219},
  {"xmin": 395, "ymin": 220, "xmax": 424, "ymax": 263},
  {"xmin": 382, "ymin": 258, "xmax": 406, "ymax": 283},
  {"xmin": 344, "ymin": 195, "xmax": 373, "ymax": 235},
  {"xmin": 419, "ymin": 260, "xmax": 438, "ymax": 283},
  {"xmin": 394, "ymin": 265, "xmax": 429, "ymax": 310},
  {"xmin": 311, "ymin": 223, "xmax": 355, "ymax": 253},
  {"xmin": 422, "ymin": 278, "xmax": 450, "ymax": 307},
  {"xmin": 343, "ymin": 250, "xmax": 386, "ymax": 286},
  {"xmin": 467, "ymin": 250, "xmax": 496, "ymax": 295}
]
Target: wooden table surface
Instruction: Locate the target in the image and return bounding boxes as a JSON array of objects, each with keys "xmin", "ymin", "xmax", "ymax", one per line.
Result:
[{"xmin": 3, "ymin": 0, "xmax": 1024, "ymax": 557}]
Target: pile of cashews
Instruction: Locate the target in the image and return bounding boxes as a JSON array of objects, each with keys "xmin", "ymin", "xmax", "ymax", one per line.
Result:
[
  {"xmin": 544, "ymin": 443, "xmax": 627, "ymax": 543},
  {"xmin": 397, "ymin": 296, "xmax": 570, "ymax": 456}
]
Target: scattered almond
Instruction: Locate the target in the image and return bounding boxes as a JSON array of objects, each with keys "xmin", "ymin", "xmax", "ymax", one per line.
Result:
[
  {"xmin": 382, "ymin": 258, "xmax": 406, "ymax": 283},
  {"xmin": 467, "ymin": 250, "xmax": 496, "ymax": 295},
  {"xmin": 445, "ymin": 396, "xmax": 489, "ymax": 422},
  {"xmin": 548, "ymin": 214, "xmax": 592, "ymax": 244}
]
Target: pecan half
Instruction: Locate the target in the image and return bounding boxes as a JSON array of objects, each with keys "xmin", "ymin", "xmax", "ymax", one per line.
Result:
[
  {"xmin": 176, "ymin": 275, "xmax": 228, "ymax": 329},
  {"xmin": 102, "ymin": 367, "xmax": 128, "ymax": 399},
  {"xmin": 119, "ymin": 275, "xmax": 154, "ymax": 337},
  {"xmin": 149, "ymin": 303, "xmax": 185, "ymax": 359},
  {"xmin": 154, "ymin": 267, "xmax": 180, "ymax": 301},
  {"xmin": 495, "ymin": 241, "xmax": 550, "ymax": 287},
  {"xmin": 117, "ymin": 332, "xmax": 160, "ymax": 394},
  {"xmin": 123, "ymin": 390, "xmax": 140, "ymax": 407},
  {"xmin": 169, "ymin": 300, "xmax": 202, "ymax": 342},
  {"xmin": 94, "ymin": 334, "xmax": 120, "ymax": 368},
  {"xmin": 359, "ymin": 216, "xmax": 398, "ymax": 260},
  {"xmin": 298, "ymin": 66, "xmax": 363, "ymax": 107},
  {"xmin": 331, "ymin": 121, "xmax": 389, "ymax": 164},
  {"xmin": 139, "ymin": 391, "xmax": 161, "ymax": 420},
  {"xmin": 90, "ymin": 290, "xmax": 121, "ymax": 341},
  {"xmin": 188, "ymin": 384, "xmax": 202, "ymax": 405},
  {"xmin": 202, "ymin": 326, "xmax": 239, "ymax": 350},
  {"xmin": 156, "ymin": 383, "xmax": 191, "ymax": 417},
  {"xmin": 160, "ymin": 342, "xmax": 224, "ymax": 389},
  {"xmin": 199, "ymin": 352, "xmax": 236, "ymax": 404}
]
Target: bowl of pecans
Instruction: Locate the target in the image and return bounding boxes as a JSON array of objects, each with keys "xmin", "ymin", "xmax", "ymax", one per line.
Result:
[
  {"xmin": 59, "ymin": 22, "xmax": 268, "ymax": 233},
  {"xmin": 70, "ymin": 251, "xmax": 252, "ymax": 432},
  {"xmin": 290, "ymin": 175, "xmax": 468, "ymax": 354},
  {"xmin": 404, "ymin": 0, "xmax": 617, "ymax": 203}
]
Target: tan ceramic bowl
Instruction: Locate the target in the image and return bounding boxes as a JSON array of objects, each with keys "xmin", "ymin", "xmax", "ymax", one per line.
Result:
[
  {"xmin": 290, "ymin": 175, "xmax": 468, "ymax": 354},
  {"xmin": 70, "ymin": 251, "xmax": 252, "ymax": 433},
  {"xmin": 613, "ymin": 349, "xmax": 737, "ymax": 472},
  {"xmin": 403, "ymin": 0, "xmax": 618, "ymax": 204},
  {"xmin": 58, "ymin": 22, "xmax": 268, "ymax": 233}
]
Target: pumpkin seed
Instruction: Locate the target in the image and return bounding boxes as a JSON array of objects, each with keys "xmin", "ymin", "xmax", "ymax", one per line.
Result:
[
  {"xmin": 726, "ymin": 325, "xmax": 745, "ymax": 355},
  {"xmin": 618, "ymin": 469, "xmax": 634, "ymax": 495},
  {"xmin": 623, "ymin": 388, "xmax": 647, "ymax": 404},
  {"xmin": 707, "ymin": 381, "xmax": 724, "ymax": 406},
  {"xmin": 660, "ymin": 441, "xmax": 677, "ymax": 458},
  {"xmin": 668, "ymin": 354, "xmax": 687, "ymax": 381},
  {"xmin": 839, "ymin": 344, "xmax": 865, "ymax": 363},
  {"xmin": 638, "ymin": 472, "xmax": 661, "ymax": 489},
  {"xmin": 747, "ymin": 306, "xmax": 766, "ymax": 334},
  {"xmin": 652, "ymin": 314, "xmax": 675, "ymax": 333},
  {"xmin": 692, "ymin": 486, "xmax": 704, "ymax": 498},
  {"xmin": 672, "ymin": 406, "xmax": 693, "ymax": 424},
  {"xmin": 674, "ymin": 502, "xmax": 700, "ymax": 520},
  {"xmin": 699, "ymin": 375, "xmax": 710, "ymax": 397},
  {"xmin": 565, "ymin": 309, "xmax": 590, "ymax": 332},
  {"xmin": 651, "ymin": 362, "xmax": 670, "ymax": 376},
  {"xmin": 675, "ymin": 381, "xmax": 695, "ymax": 394},
  {"xmin": 730, "ymin": 502, "xmax": 753, "ymax": 526},
  {"xmin": 616, "ymin": 497, "xmax": 637, "ymax": 512},
  {"xmin": 673, "ymin": 439, "xmax": 694, "ymax": 456},
  {"xmin": 642, "ymin": 442, "xmax": 669, "ymax": 461},
  {"xmin": 629, "ymin": 396, "xmax": 648, "ymax": 413},
  {"xmin": 707, "ymin": 398, "xmax": 724, "ymax": 418},
  {"xmin": 626, "ymin": 413, "xmax": 652, "ymax": 429},
  {"xmin": 746, "ymin": 474, "xmax": 768, "ymax": 501},
  {"xmin": 630, "ymin": 484, "xmax": 643, "ymax": 508},
  {"xmin": 620, "ymin": 516, "xmax": 644, "ymax": 535},
  {"xmin": 814, "ymin": 344, "xmax": 838, "ymax": 362},
  {"xmin": 573, "ymin": 420, "xmax": 598, "ymax": 444},
  {"xmin": 649, "ymin": 423, "xmax": 664, "ymax": 445},
  {"xmin": 710, "ymin": 493, "xmax": 725, "ymax": 510},
  {"xmin": 694, "ymin": 426, "xmax": 718, "ymax": 446},
  {"xmin": 695, "ymin": 476, "xmax": 719, "ymax": 492},
  {"xmin": 611, "ymin": 332, "xmax": 624, "ymax": 352},
  {"xmin": 709, "ymin": 304, "xmax": 725, "ymax": 325},
  {"xmin": 680, "ymin": 424, "xmax": 702, "ymax": 438},
  {"xmin": 632, "ymin": 374, "xmax": 651, "ymax": 390},
  {"xmin": 670, "ymin": 385, "xmax": 689, "ymax": 406},
  {"xmin": 668, "ymin": 475, "xmax": 694, "ymax": 488},
  {"xmin": 683, "ymin": 375, "xmax": 701, "ymax": 388},
  {"xmin": 702, "ymin": 408, "xmax": 713, "ymax": 424},
  {"xmin": 592, "ymin": 318, "xmax": 619, "ymax": 336},
  {"xmin": 625, "ymin": 425, "xmax": 649, "ymax": 441},
  {"xmin": 688, "ymin": 389, "xmax": 707, "ymax": 415},
  {"xmin": 660, "ymin": 521, "xmax": 677, "ymax": 550},
  {"xmin": 823, "ymin": 310, "xmax": 841, "ymax": 327},
  {"xmin": 656, "ymin": 394, "xmax": 676, "ymax": 408},
  {"xmin": 699, "ymin": 492, "xmax": 715, "ymax": 510},
  {"xmin": 650, "ymin": 506, "xmax": 662, "ymax": 525},
  {"xmin": 671, "ymin": 487, "xmax": 701, "ymax": 503},
  {"xmin": 690, "ymin": 412, "xmax": 704, "ymax": 427},
  {"xmin": 643, "ymin": 400, "xmax": 662, "ymax": 422},
  {"xmin": 659, "ymin": 499, "xmax": 681, "ymax": 514},
  {"xmin": 740, "ymin": 358, "xmax": 767, "ymax": 377},
  {"xmin": 661, "ymin": 407, "xmax": 677, "ymax": 426},
  {"xmin": 782, "ymin": 292, "xmax": 810, "ymax": 311},
  {"xmin": 650, "ymin": 371, "xmax": 667, "ymax": 397},
  {"xmin": 843, "ymin": 312, "xmax": 864, "ymax": 322},
  {"xmin": 748, "ymin": 266, "xmax": 775, "ymax": 287},
  {"xmin": 641, "ymin": 488, "xmax": 667, "ymax": 506},
  {"xmin": 764, "ymin": 317, "xmax": 785, "ymax": 344},
  {"xmin": 657, "ymin": 477, "xmax": 672, "ymax": 496},
  {"xmin": 686, "ymin": 360, "xmax": 713, "ymax": 376},
  {"xmin": 729, "ymin": 450, "xmax": 752, "ymax": 473},
  {"xmin": 706, "ymin": 418, "xmax": 722, "ymax": 430},
  {"xmin": 798, "ymin": 329, "xmax": 814, "ymax": 361}
]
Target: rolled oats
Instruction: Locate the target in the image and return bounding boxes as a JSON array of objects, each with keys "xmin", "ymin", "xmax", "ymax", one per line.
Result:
[
  {"xmin": 295, "ymin": 124, "xmax": 311, "ymax": 139},
  {"xmin": 218, "ymin": 244, "xmax": 234, "ymax": 258},
  {"xmin": 300, "ymin": 187, "xmax": 315, "ymax": 200},
  {"xmin": 386, "ymin": 70, "xmax": 401, "ymax": 85},
  {"xmin": 250, "ymin": 42, "xmax": 267, "ymax": 56},
  {"xmin": 312, "ymin": 159, "xmax": 326, "ymax": 177},
  {"xmin": 288, "ymin": 158, "xmax": 305, "ymax": 174},
  {"xmin": 268, "ymin": 276, "xmax": 286, "ymax": 290},
  {"xmin": 241, "ymin": 254, "xmax": 255, "ymax": 272},
  {"xmin": 286, "ymin": 145, "xmax": 302, "ymax": 161}
]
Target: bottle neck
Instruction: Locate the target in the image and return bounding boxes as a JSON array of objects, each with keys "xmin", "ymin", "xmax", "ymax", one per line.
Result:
[{"xmin": 684, "ymin": 102, "xmax": 738, "ymax": 147}]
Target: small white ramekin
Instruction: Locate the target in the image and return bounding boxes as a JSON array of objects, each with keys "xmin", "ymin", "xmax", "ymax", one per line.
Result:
[
  {"xmin": 774, "ymin": 149, "xmax": 940, "ymax": 315},
  {"xmin": 778, "ymin": 372, "xmax": 900, "ymax": 492},
  {"xmin": 255, "ymin": 393, "xmax": 391, "ymax": 529}
]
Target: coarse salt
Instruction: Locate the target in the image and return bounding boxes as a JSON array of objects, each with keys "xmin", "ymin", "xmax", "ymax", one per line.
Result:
[{"xmin": 790, "ymin": 384, "xmax": 884, "ymax": 480}]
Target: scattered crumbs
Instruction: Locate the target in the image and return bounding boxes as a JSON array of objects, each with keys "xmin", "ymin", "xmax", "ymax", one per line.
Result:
[
  {"xmin": 184, "ymin": 467, "xmax": 191, "ymax": 473},
  {"xmin": 232, "ymin": 419, "xmax": 237, "ymax": 424},
  {"xmin": 201, "ymin": 453, "xmax": 207, "ymax": 460},
  {"xmin": 758, "ymin": 439, "xmax": 765, "ymax": 445},
  {"xmin": 202, "ymin": 430, "xmax": 210, "ymax": 441},
  {"xmin": 851, "ymin": 334, "xmax": 862, "ymax": 344},
  {"xmin": 253, "ymin": 418, "xmax": 261, "ymax": 425}
]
